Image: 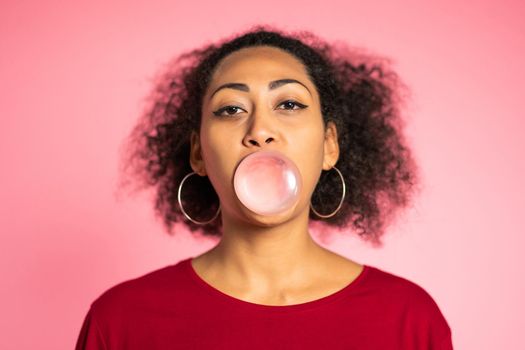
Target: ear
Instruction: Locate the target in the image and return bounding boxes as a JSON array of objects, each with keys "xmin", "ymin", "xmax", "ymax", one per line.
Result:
[
  {"xmin": 189, "ymin": 130, "xmax": 207, "ymax": 176},
  {"xmin": 322, "ymin": 120, "xmax": 340, "ymax": 170}
]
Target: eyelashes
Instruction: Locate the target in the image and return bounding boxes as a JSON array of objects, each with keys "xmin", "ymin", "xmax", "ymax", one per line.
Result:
[{"xmin": 212, "ymin": 100, "xmax": 308, "ymax": 117}]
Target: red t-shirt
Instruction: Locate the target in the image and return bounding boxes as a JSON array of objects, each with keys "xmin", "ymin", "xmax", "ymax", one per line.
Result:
[{"xmin": 75, "ymin": 257, "xmax": 453, "ymax": 349}]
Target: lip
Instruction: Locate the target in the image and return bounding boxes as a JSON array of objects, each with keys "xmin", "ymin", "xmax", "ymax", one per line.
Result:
[
  {"xmin": 237, "ymin": 149, "xmax": 288, "ymax": 165},
  {"xmin": 232, "ymin": 149, "xmax": 292, "ymax": 172}
]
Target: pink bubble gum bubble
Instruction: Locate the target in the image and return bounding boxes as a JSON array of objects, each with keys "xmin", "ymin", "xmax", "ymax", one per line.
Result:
[{"xmin": 233, "ymin": 150, "xmax": 302, "ymax": 216}]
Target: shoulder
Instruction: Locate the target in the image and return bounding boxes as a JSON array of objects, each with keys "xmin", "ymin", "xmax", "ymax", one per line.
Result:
[
  {"xmin": 366, "ymin": 264, "xmax": 442, "ymax": 307},
  {"xmin": 87, "ymin": 259, "xmax": 189, "ymax": 321},
  {"xmin": 366, "ymin": 265, "xmax": 433, "ymax": 296},
  {"xmin": 365, "ymin": 264, "xmax": 452, "ymax": 332}
]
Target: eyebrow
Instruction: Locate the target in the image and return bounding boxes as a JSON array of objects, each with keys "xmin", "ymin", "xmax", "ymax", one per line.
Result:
[{"xmin": 209, "ymin": 78, "xmax": 312, "ymax": 100}]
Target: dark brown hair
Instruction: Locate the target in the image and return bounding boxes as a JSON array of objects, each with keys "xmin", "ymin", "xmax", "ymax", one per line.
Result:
[{"xmin": 118, "ymin": 24, "xmax": 421, "ymax": 247}]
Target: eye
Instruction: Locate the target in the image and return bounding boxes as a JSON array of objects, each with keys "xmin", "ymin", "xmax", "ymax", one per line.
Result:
[
  {"xmin": 277, "ymin": 100, "xmax": 308, "ymax": 111},
  {"xmin": 212, "ymin": 100, "xmax": 308, "ymax": 117},
  {"xmin": 212, "ymin": 105, "xmax": 245, "ymax": 117}
]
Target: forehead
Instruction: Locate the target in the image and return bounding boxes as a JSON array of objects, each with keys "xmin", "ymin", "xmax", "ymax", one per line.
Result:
[{"xmin": 210, "ymin": 46, "xmax": 309, "ymax": 82}]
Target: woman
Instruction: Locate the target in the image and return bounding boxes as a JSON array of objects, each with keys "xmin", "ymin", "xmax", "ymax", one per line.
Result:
[{"xmin": 76, "ymin": 25, "xmax": 453, "ymax": 349}]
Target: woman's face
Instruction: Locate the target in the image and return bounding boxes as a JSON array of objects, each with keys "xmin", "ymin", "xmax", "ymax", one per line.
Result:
[{"xmin": 190, "ymin": 45, "xmax": 339, "ymax": 226}]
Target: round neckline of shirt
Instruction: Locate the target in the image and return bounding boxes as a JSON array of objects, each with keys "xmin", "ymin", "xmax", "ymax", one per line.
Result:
[{"xmin": 180, "ymin": 256, "xmax": 371, "ymax": 313}]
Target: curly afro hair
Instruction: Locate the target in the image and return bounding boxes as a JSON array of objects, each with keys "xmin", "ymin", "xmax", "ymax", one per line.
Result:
[{"xmin": 117, "ymin": 24, "xmax": 421, "ymax": 247}]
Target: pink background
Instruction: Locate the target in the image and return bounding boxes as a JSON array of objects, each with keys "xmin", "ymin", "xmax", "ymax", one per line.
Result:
[{"xmin": 1, "ymin": 0, "xmax": 524, "ymax": 348}]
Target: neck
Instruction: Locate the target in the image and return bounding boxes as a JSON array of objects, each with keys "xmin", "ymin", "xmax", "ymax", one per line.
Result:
[{"xmin": 205, "ymin": 207, "xmax": 327, "ymax": 290}]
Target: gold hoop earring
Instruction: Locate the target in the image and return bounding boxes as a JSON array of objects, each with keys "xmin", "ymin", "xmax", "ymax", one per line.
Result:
[
  {"xmin": 177, "ymin": 171, "xmax": 221, "ymax": 225},
  {"xmin": 310, "ymin": 166, "xmax": 346, "ymax": 219},
  {"xmin": 178, "ymin": 166, "xmax": 346, "ymax": 224}
]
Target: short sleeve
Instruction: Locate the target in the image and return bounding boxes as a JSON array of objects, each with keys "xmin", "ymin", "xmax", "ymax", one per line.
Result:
[
  {"xmin": 427, "ymin": 296, "xmax": 453, "ymax": 350},
  {"xmin": 440, "ymin": 331, "xmax": 454, "ymax": 350},
  {"xmin": 401, "ymin": 280, "xmax": 454, "ymax": 349},
  {"xmin": 75, "ymin": 307, "xmax": 108, "ymax": 350}
]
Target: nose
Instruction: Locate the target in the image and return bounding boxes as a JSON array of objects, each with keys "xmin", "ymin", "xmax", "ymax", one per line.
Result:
[{"xmin": 242, "ymin": 108, "xmax": 277, "ymax": 148}]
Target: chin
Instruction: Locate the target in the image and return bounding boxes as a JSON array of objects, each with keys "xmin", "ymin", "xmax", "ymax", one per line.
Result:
[{"xmin": 241, "ymin": 200, "xmax": 304, "ymax": 226}]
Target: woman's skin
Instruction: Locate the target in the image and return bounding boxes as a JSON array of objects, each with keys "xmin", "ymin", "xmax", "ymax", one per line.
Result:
[{"xmin": 189, "ymin": 45, "xmax": 364, "ymax": 306}]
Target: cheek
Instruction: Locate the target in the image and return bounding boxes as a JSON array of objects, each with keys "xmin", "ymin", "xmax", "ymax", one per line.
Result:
[
  {"xmin": 199, "ymin": 129, "xmax": 237, "ymax": 195},
  {"xmin": 201, "ymin": 135, "xmax": 227, "ymax": 172},
  {"xmin": 292, "ymin": 131, "xmax": 325, "ymax": 194},
  {"xmin": 200, "ymin": 121, "xmax": 226, "ymax": 160}
]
